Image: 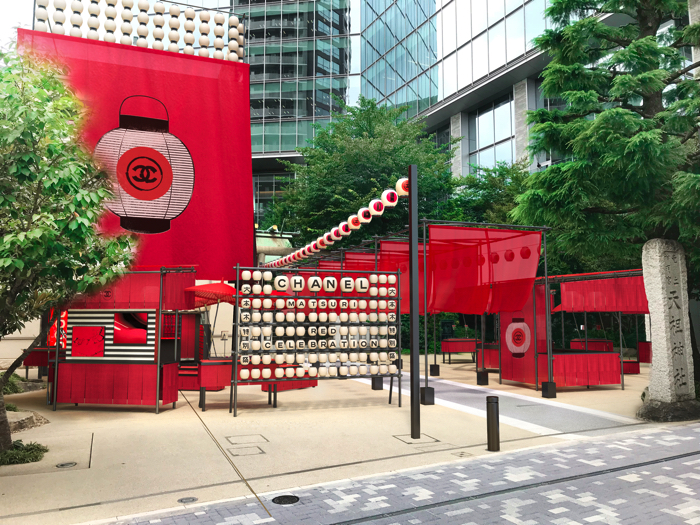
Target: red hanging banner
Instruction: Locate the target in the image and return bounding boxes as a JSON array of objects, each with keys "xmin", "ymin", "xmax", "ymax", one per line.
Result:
[
  {"xmin": 18, "ymin": 30, "xmax": 254, "ymax": 280},
  {"xmin": 427, "ymin": 226, "xmax": 541, "ymax": 315}
]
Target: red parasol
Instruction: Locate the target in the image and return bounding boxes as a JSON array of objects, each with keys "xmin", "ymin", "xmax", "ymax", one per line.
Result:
[{"xmin": 185, "ymin": 281, "xmax": 237, "ymax": 307}]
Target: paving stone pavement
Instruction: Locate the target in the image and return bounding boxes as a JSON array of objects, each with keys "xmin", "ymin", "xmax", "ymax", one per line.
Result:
[{"xmin": 116, "ymin": 423, "xmax": 700, "ymax": 525}]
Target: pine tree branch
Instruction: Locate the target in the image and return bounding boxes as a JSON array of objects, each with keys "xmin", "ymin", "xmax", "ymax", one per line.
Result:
[
  {"xmin": 666, "ymin": 60, "xmax": 700, "ymax": 84},
  {"xmin": 582, "ymin": 207, "xmax": 640, "ymax": 215}
]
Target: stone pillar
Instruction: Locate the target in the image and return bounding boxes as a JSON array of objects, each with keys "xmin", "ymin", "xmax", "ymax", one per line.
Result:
[
  {"xmin": 450, "ymin": 113, "xmax": 462, "ymax": 177},
  {"xmin": 513, "ymin": 78, "xmax": 538, "ymax": 167},
  {"xmin": 639, "ymin": 239, "xmax": 700, "ymax": 420}
]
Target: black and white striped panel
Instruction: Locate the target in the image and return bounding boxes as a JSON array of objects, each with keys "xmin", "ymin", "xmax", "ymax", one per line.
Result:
[{"xmin": 66, "ymin": 310, "xmax": 157, "ymax": 362}]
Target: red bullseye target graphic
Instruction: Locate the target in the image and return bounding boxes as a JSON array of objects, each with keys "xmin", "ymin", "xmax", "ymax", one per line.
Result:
[
  {"xmin": 117, "ymin": 147, "xmax": 173, "ymax": 201},
  {"xmin": 505, "ymin": 319, "xmax": 531, "ymax": 358}
]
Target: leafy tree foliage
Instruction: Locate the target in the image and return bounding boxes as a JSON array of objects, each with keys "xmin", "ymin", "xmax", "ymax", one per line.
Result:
[
  {"xmin": 279, "ymin": 97, "xmax": 458, "ymax": 245},
  {"xmin": 511, "ymin": 0, "xmax": 700, "ymax": 380},
  {"xmin": 512, "ymin": 0, "xmax": 700, "ymax": 292},
  {"xmin": 0, "ymin": 49, "xmax": 135, "ymax": 451}
]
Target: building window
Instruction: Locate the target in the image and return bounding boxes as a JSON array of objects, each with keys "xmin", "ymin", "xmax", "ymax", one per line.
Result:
[{"xmin": 467, "ymin": 93, "xmax": 515, "ymax": 172}]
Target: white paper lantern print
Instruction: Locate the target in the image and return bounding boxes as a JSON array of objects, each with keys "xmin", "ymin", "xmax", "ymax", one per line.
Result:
[
  {"xmin": 252, "ymin": 312, "xmax": 261, "ymax": 323},
  {"xmin": 251, "ymin": 340, "xmax": 261, "ymax": 351},
  {"xmin": 275, "ymin": 326, "xmax": 284, "ymax": 337},
  {"xmin": 348, "ymin": 215, "xmax": 362, "ymax": 230},
  {"xmin": 263, "ymin": 298, "xmax": 272, "ymax": 309},
  {"xmin": 262, "ymin": 368, "xmax": 272, "ymax": 378},
  {"xmin": 323, "ymin": 276, "xmax": 338, "ymax": 292},
  {"xmin": 252, "ymin": 285, "xmax": 262, "ymax": 295},
  {"xmin": 349, "ymin": 326, "xmax": 358, "ymax": 335},
  {"xmin": 340, "ymin": 277, "xmax": 354, "ymax": 293},
  {"xmin": 328, "ymin": 353, "xmax": 338, "ymax": 363},
  {"xmin": 379, "ymin": 326, "xmax": 388, "ymax": 335},
  {"xmin": 379, "ymin": 365, "xmax": 389, "ymax": 374},
  {"xmin": 274, "ymin": 276, "xmax": 289, "ymax": 291},
  {"xmin": 378, "ymin": 274, "xmax": 388, "ymax": 284},
  {"xmin": 263, "ymin": 271, "xmax": 273, "ymax": 281},
  {"xmin": 318, "ymin": 367, "xmax": 328, "ymax": 377},
  {"xmin": 329, "ymin": 312, "xmax": 338, "ymax": 322},
  {"xmin": 331, "ymin": 228, "xmax": 342, "ymax": 241},
  {"xmin": 389, "ymin": 364, "xmax": 398, "ymax": 374},
  {"xmin": 275, "ymin": 312, "xmax": 285, "ymax": 323},
  {"xmin": 319, "ymin": 312, "xmax": 328, "ymax": 322},
  {"xmin": 251, "ymin": 369, "xmax": 261, "ymax": 379},
  {"xmin": 284, "ymin": 312, "xmax": 294, "ymax": 323},
  {"xmin": 339, "ymin": 222, "xmax": 351, "ymax": 236},
  {"xmin": 318, "ymin": 353, "xmax": 328, "ymax": 363},
  {"xmin": 369, "ymin": 287, "xmax": 378, "ymax": 297},
  {"xmin": 359, "ymin": 365, "xmax": 368, "ymax": 375},
  {"xmin": 369, "ymin": 300, "xmax": 378, "ymax": 309},
  {"xmin": 388, "ymin": 275, "xmax": 397, "ymax": 284},
  {"xmin": 359, "ymin": 326, "xmax": 368, "ymax": 336},
  {"xmin": 274, "ymin": 368, "xmax": 284, "ymax": 378},
  {"xmin": 339, "ymin": 326, "xmax": 348, "ymax": 335},
  {"xmin": 339, "ymin": 312, "xmax": 349, "ymax": 322},
  {"xmin": 309, "ymin": 367, "xmax": 318, "ymax": 377},
  {"xmin": 378, "ymin": 313, "xmax": 388, "ymax": 322},
  {"xmin": 359, "ymin": 312, "xmax": 368, "ymax": 322},
  {"xmin": 309, "ymin": 312, "xmax": 318, "ymax": 322},
  {"xmin": 323, "ymin": 232, "xmax": 335, "ymax": 245},
  {"xmin": 296, "ymin": 368, "xmax": 306, "ymax": 378},
  {"xmin": 349, "ymin": 313, "xmax": 359, "ymax": 322},
  {"xmin": 252, "ymin": 298, "xmax": 262, "ymax": 309},
  {"xmin": 94, "ymin": 97, "xmax": 194, "ymax": 234},
  {"xmin": 369, "ymin": 313, "xmax": 378, "ymax": 322},
  {"xmin": 329, "ymin": 367, "xmax": 338, "ymax": 376},
  {"xmin": 355, "ymin": 278, "xmax": 369, "ymax": 293},
  {"xmin": 357, "ymin": 208, "xmax": 372, "ymax": 224},
  {"xmin": 369, "ymin": 199, "xmax": 384, "ymax": 216},
  {"xmin": 378, "ymin": 287, "xmax": 388, "ymax": 297},
  {"xmin": 240, "ymin": 369, "xmax": 250, "ymax": 380},
  {"xmin": 262, "ymin": 326, "xmax": 272, "ymax": 336},
  {"xmin": 396, "ymin": 178, "xmax": 409, "ymax": 196},
  {"xmin": 252, "ymin": 270, "xmax": 262, "ymax": 281}
]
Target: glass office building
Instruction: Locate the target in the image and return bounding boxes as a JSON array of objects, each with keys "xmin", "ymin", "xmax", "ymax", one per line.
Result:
[{"xmin": 245, "ymin": 0, "xmax": 555, "ymax": 222}]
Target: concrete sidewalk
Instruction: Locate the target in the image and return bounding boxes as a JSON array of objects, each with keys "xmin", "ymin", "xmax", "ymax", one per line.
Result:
[
  {"xmin": 86, "ymin": 423, "xmax": 700, "ymax": 525},
  {"xmin": 0, "ymin": 360, "xmax": 656, "ymax": 525}
]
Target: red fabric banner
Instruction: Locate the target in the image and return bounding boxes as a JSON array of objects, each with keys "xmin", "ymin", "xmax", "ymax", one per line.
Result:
[
  {"xmin": 18, "ymin": 30, "xmax": 254, "ymax": 280},
  {"xmin": 560, "ymin": 276, "xmax": 649, "ymax": 313},
  {"xmin": 427, "ymin": 226, "xmax": 541, "ymax": 315},
  {"xmin": 379, "ymin": 240, "xmax": 429, "ymax": 315}
]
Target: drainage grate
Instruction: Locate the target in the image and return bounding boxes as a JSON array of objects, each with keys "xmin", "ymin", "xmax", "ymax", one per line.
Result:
[
  {"xmin": 177, "ymin": 497, "xmax": 198, "ymax": 504},
  {"xmin": 56, "ymin": 462, "xmax": 77, "ymax": 468},
  {"xmin": 272, "ymin": 495, "xmax": 299, "ymax": 505}
]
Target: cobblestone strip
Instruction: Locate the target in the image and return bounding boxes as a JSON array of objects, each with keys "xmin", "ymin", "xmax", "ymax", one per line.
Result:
[{"xmin": 117, "ymin": 424, "xmax": 700, "ymax": 525}]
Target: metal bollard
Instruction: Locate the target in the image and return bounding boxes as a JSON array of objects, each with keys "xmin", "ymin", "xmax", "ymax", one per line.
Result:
[{"xmin": 486, "ymin": 396, "xmax": 500, "ymax": 452}]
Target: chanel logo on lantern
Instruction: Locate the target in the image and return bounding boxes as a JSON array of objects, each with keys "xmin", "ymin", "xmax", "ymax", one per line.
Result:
[{"xmin": 94, "ymin": 96, "xmax": 194, "ymax": 234}]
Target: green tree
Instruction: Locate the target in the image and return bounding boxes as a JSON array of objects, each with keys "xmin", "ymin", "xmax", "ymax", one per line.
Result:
[
  {"xmin": 0, "ymin": 50, "xmax": 135, "ymax": 451},
  {"xmin": 279, "ymin": 96, "xmax": 458, "ymax": 245},
  {"xmin": 512, "ymin": 1, "xmax": 700, "ymax": 378},
  {"xmin": 452, "ymin": 160, "xmax": 530, "ymax": 224}
]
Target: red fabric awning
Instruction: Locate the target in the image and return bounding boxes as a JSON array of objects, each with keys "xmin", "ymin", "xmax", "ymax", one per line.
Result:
[
  {"xmin": 559, "ymin": 276, "xmax": 649, "ymax": 313},
  {"xmin": 427, "ymin": 226, "xmax": 541, "ymax": 315}
]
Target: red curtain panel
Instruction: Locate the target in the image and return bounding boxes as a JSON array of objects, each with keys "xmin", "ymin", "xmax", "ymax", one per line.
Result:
[
  {"xmin": 427, "ymin": 226, "xmax": 541, "ymax": 315},
  {"xmin": 560, "ymin": 276, "xmax": 649, "ymax": 313}
]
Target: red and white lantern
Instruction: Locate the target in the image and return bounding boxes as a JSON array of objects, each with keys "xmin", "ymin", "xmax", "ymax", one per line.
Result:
[
  {"xmin": 339, "ymin": 222, "xmax": 351, "ymax": 236},
  {"xmin": 323, "ymin": 232, "xmax": 335, "ymax": 245},
  {"xmin": 331, "ymin": 227, "xmax": 342, "ymax": 241},
  {"xmin": 381, "ymin": 189, "xmax": 399, "ymax": 207},
  {"xmin": 369, "ymin": 199, "xmax": 384, "ymax": 216},
  {"xmin": 396, "ymin": 178, "xmax": 409, "ymax": 196},
  {"xmin": 357, "ymin": 207, "xmax": 372, "ymax": 224},
  {"xmin": 348, "ymin": 215, "xmax": 361, "ymax": 230},
  {"xmin": 94, "ymin": 96, "xmax": 194, "ymax": 234}
]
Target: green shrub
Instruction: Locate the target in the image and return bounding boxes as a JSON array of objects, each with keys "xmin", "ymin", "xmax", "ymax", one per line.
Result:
[
  {"xmin": 2, "ymin": 373, "xmax": 24, "ymax": 395},
  {"xmin": 0, "ymin": 440, "xmax": 48, "ymax": 466},
  {"xmin": 5, "ymin": 403, "xmax": 18, "ymax": 412}
]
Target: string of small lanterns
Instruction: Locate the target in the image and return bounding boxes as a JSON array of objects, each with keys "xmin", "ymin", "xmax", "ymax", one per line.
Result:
[{"xmin": 265, "ymin": 178, "xmax": 410, "ymax": 268}]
